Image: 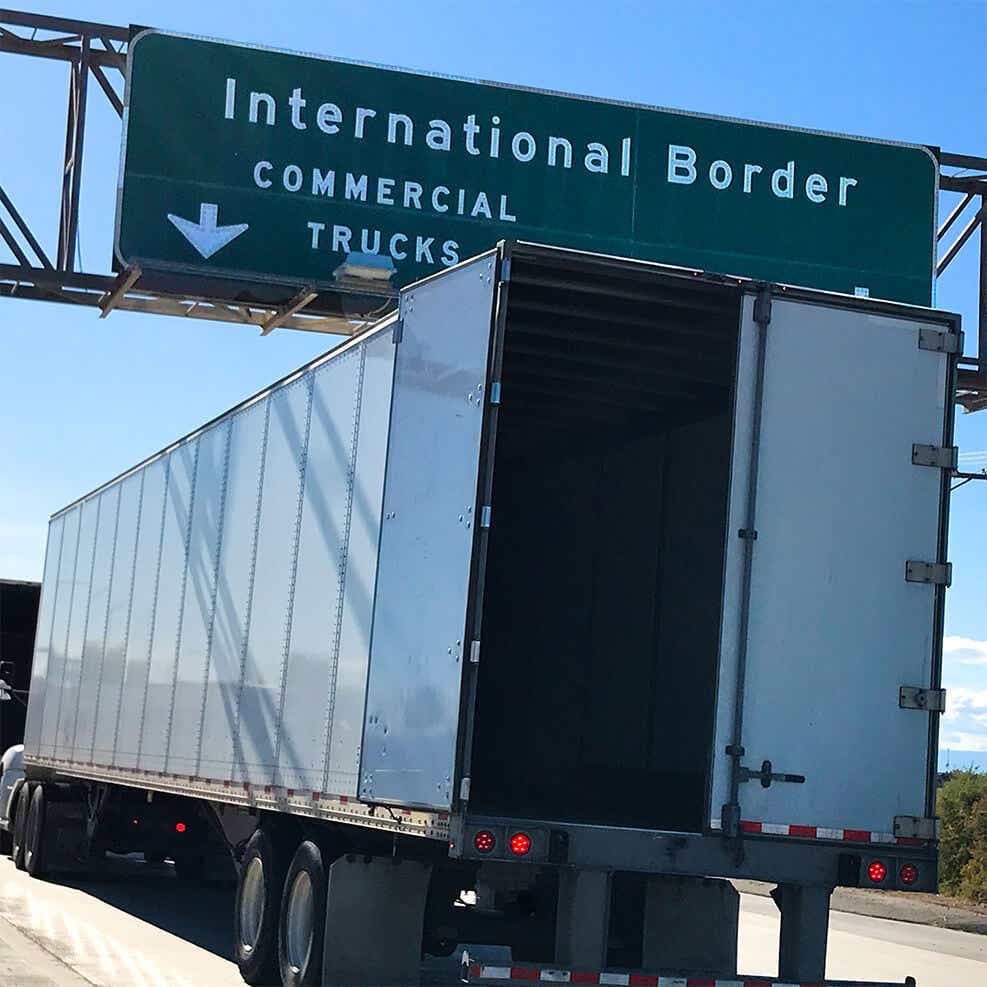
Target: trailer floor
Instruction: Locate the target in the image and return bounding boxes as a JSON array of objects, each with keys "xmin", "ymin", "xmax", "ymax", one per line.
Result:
[{"xmin": 0, "ymin": 856, "xmax": 984, "ymax": 986}]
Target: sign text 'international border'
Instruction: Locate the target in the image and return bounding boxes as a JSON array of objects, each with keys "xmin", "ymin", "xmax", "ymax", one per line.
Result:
[{"xmin": 117, "ymin": 32, "xmax": 937, "ymax": 304}]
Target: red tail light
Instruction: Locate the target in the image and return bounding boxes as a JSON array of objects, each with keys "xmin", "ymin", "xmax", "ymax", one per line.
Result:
[
  {"xmin": 175, "ymin": 822, "xmax": 187, "ymax": 834},
  {"xmin": 899, "ymin": 864, "xmax": 918, "ymax": 886},
  {"xmin": 473, "ymin": 830, "xmax": 495, "ymax": 853},
  {"xmin": 867, "ymin": 860, "xmax": 887, "ymax": 884},
  {"xmin": 509, "ymin": 832, "xmax": 532, "ymax": 856}
]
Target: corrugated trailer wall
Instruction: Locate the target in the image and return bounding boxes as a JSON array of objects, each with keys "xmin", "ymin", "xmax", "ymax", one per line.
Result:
[{"xmin": 24, "ymin": 323, "xmax": 395, "ymax": 798}]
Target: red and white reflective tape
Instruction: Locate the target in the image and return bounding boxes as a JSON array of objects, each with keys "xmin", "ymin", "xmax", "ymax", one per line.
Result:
[
  {"xmin": 709, "ymin": 818, "xmax": 925, "ymax": 847},
  {"xmin": 462, "ymin": 956, "xmax": 822, "ymax": 986}
]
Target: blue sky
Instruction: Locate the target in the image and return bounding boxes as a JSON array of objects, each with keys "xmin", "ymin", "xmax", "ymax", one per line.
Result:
[{"xmin": 1, "ymin": 1, "xmax": 986, "ymax": 761}]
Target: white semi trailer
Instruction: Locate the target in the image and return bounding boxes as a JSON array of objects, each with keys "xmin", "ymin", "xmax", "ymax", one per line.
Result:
[{"xmin": 8, "ymin": 243, "xmax": 955, "ymax": 986}]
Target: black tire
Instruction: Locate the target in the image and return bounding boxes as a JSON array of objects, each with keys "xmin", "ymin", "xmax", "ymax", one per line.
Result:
[
  {"xmin": 24, "ymin": 783, "xmax": 46, "ymax": 877},
  {"xmin": 0, "ymin": 826, "xmax": 10, "ymax": 856},
  {"xmin": 278, "ymin": 840, "xmax": 327, "ymax": 987},
  {"xmin": 11, "ymin": 783, "xmax": 31, "ymax": 870},
  {"xmin": 234, "ymin": 828, "xmax": 288, "ymax": 986}
]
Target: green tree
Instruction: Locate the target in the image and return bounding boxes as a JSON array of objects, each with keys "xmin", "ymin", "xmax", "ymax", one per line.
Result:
[
  {"xmin": 937, "ymin": 770, "xmax": 987, "ymax": 894},
  {"xmin": 958, "ymin": 792, "xmax": 987, "ymax": 904}
]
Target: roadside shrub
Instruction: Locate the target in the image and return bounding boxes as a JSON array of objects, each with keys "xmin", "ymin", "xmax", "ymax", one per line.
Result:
[
  {"xmin": 957, "ymin": 793, "xmax": 987, "ymax": 904},
  {"xmin": 937, "ymin": 770, "xmax": 987, "ymax": 895}
]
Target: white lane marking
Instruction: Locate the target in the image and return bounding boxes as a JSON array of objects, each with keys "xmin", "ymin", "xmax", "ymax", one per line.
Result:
[
  {"xmin": 80, "ymin": 917, "xmax": 119, "ymax": 981},
  {"xmin": 133, "ymin": 950, "xmax": 170, "ymax": 987},
  {"xmin": 111, "ymin": 937, "xmax": 151, "ymax": 987},
  {"xmin": 59, "ymin": 907, "xmax": 86, "ymax": 963}
]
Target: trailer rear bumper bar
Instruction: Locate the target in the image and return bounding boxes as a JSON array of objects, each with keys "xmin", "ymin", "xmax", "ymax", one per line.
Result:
[
  {"xmin": 455, "ymin": 814, "xmax": 936, "ymax": 892},
  {"xmin": 460, "ymin": 951, "xmax": 916, "ymax": 987}
]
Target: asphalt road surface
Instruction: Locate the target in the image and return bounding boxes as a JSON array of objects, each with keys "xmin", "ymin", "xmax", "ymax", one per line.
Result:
[{"xmin": 1, "ymin": 854, "xmax": 985, "ymax": 986}]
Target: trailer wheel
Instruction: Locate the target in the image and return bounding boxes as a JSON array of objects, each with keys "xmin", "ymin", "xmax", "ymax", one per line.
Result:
[
  {"xmin": 10, "ymin": 782, "xmax": 30, "ymax": 868},
  {"xmin": 234, "ymin": 828, "xmax": 288, "ymax": 985},
  {"xmin": 278, "ymin": 840, "xmax": 327, "ymax": 987},
  {"xmin": 24, "ymin": 783, "xmax": 47, "ymax": 877}
]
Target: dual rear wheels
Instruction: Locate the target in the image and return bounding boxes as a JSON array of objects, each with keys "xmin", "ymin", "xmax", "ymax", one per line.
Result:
[
  {"xmin": 235, "ymin": 830, "xmax": 327, "ymax": 986},
  {"xmin": 10, "ymin": 781, "xmax": 31, "ymax": 869},
  {"xmin": 10, "ymin": 782, "xmax": 45, "ymax": 877}
]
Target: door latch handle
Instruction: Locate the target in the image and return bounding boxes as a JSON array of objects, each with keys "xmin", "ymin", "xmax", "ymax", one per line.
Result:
[{"xmin": 739, "ymin": 759, "xmax": 806, "ymax": 789}]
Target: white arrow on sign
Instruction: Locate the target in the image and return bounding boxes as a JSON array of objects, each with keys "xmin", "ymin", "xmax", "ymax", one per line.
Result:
[{"xmin": 166, "ymin": 203, "xmax": 249, "ymax": 259}]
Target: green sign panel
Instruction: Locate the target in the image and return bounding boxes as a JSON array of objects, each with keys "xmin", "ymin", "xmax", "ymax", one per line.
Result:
[{"xmin": 117, "ymin": 31, "xmax": 937, "ymax": 304}]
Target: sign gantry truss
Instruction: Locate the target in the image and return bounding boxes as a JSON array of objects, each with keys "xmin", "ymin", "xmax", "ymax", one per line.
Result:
[{"xmin": 0, "ymin": 8, "xmax": 985, "ymax": 408}]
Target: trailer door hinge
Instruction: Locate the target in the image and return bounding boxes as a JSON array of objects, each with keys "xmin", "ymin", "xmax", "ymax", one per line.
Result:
[
  {"xmin": 469, "ymin": 640, "xmax": 481, "ymax": 664},
  {"xmin": 739, "ymin": 759, "xmax": 806, "ymax": 789},
  {"xmin": 918, "ymin": 327, "xmax": 963, "ymax": 354},
  {"xmin": 894, "ymin": 815, "xmax": 940, "ymax": 841},
  {"xmin": 752, "ymin": 287, "xmax": 772, "ymax": 326},
  {"xmin": 480, "ymin": 506, "xmax": 492, "ymax": 528},
  {"xmin": 392, "ymin": 317, "xmax": 404, "ymax": 344},
  {"xmin": 500, "ymin": 257, "xmax": 512, "ymax": 282},
  {"xmin": 459, "ymin": 776, "xmax": 471, "ymax": 802},
  {"xmin": 490, "ymin": 382, "xmax": 502, "ymax": 405},
  {"xmin": 720, "ymin": 802, "xmax": 741, "ymax": 838},
  {"xmin": 899, "ymin": 685, "xmax": 946, "ymax": 712},
  {"xmin": 912, "ymin": 443, "xmax": 958, "ymax": 470},
  {"xmin": 905, "ymin": 560, "xmax": 953, "ymax": 586}
]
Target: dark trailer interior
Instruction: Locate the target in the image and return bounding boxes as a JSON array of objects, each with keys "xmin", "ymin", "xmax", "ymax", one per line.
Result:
[
  {"xmin": 470, "ymin": 250, "xmax": 742, "ymax": 833},
  {"xmin": 0, "ymin": 579, "xmax": 41, "ymax": 752}
]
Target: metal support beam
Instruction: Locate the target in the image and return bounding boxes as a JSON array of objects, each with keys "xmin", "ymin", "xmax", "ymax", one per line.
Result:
[
  {"xmin": 936, "ymin": 205, "xmax": 984, "ymax": 276},
  {"xmin": 0, "ymin": 9, "xmax": 127, "ymax": 40},
  {"xmin": 0, "ymin": 214, "xmax": 29, "ymax": 266},
  {"xmin": 57, "ymin": 35, "xmax": 88, "ymax": 271},
  {"xmin": 0, "ymin": 184, "xmax": 53, "ymax": 268},
  {"xmin": 938, "ymin": 191, "xmax": 974, "ymax": 241},
  {"xmin": 554, "ymin": 869, "xmax": 611, "ymax": 969},
  {"xmin": 259, "ymin": 287, "xmax": 318, "ymax": 336},
  {"xmin": 940, "ymin": 151, "xmax": 987, "ymax": 171},
  {"xmin": 99, "ymin": 265, "xmax": 141, "ymax": 317},
  {"xmin": 90, "ymin": 62, "xmax": 123, "ymax": 117},
  {"xmin": 772, "ymin": 883, "xmax": 832, "ymax": 982}
]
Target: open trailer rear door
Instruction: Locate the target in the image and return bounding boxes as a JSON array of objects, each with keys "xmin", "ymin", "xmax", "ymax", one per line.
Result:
[
  {"xmin": 711, "ymin": 290, "xmax": 957, "ymax": 844},
  {"xmin": 359, "ymin": 251, "xmax": 498, "ymax": 811}
]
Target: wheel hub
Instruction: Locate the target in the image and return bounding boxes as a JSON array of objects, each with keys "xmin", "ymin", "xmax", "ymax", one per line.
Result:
[
  {"xmin": 239, "ymin": 856, "xmax": 265, "ymax": 953},
  {"xmin": 285, "ymin": 870, "xmax": 314, "ymax": 973}
]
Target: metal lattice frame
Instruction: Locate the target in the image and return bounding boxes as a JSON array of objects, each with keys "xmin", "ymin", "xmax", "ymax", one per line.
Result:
[
  {"xmin": 937, "ymin": 153, "xmax": 987, "ymax": 411},
  {"xmin": 1, "ymin": 8, "xmax": 986, "ymax": 396}
]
